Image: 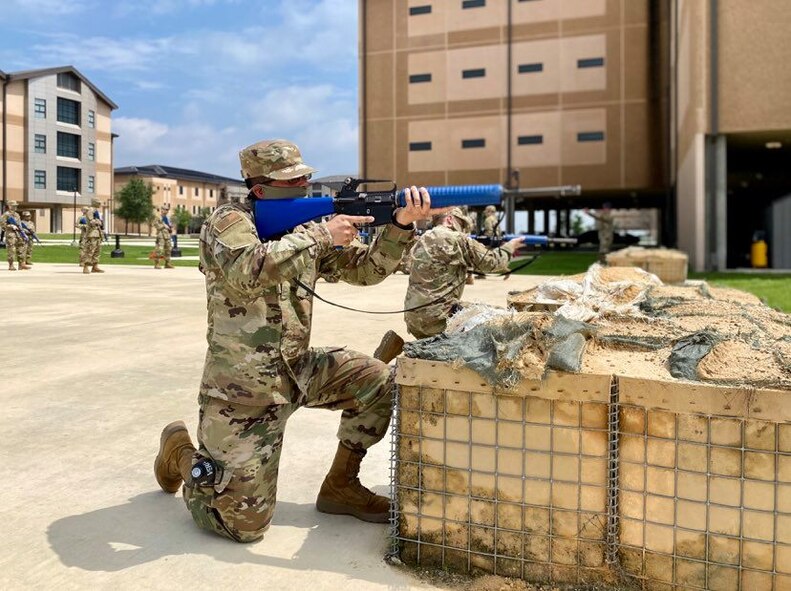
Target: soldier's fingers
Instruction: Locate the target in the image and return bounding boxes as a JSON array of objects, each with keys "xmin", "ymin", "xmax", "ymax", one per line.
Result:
[
  {"xmin": 402, "ymin": 186, "xmax": 415, "ymax": 210},
  {"xmin": 428, "ymin": 206, "xmax": 454, "ymax": 215},
  {"xmin": 418, "ymin": 187, "xmax": 430, "ymax": 214},
  {"xmin": 343, "ymin": 215, "xmax": 375, "ymax": 226},
  {"xmin": 410, "ymin": 186, "xmax": 422, "ymax": 208}
]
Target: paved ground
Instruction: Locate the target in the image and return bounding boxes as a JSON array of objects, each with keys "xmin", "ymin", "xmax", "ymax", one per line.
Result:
[{"xmin": 1, "ymin": 264, "xmax": 546, "ymax": 591}]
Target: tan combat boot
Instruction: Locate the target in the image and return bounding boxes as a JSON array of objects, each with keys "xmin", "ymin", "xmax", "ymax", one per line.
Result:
[
  {"xmin": 373, "ymin": 330, "xmax": 404, "ymax": 364},
  {"xmin": 154, "ymin": 421, "xmax": 196, "ymax": 493},
  {"xmin": 19, "ymin": 263, "xmax": 32, "ymax": 270},
  {"xmin": 465, "ymin": 273, "xmax": 475, "ymax": 285},
  {"xmin": 91, "ymin": 264, "xmax": 105, "ymax": 273},
  {"xmin": 164, "ymin": 262, "xmax": 175, "ymax": 269},
  {"xmin": 154, "ymin": 259, "xmax": 162, "ymax": 269},
  {"xmin": 83, "ymin": 264, "xmax": 91, "ymax": 274},
  {"xmin": 316, "ymin": 443, "xmax": 390, "ymax": 523},
  {"xmin": 8, "ymin": 263, "xmax": 16, "ymax": 271}
]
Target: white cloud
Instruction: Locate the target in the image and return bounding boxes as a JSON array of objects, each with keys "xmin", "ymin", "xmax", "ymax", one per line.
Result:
[{"xmin": 1, "ymin": 0, "xmax": 91, "ymax": 18}]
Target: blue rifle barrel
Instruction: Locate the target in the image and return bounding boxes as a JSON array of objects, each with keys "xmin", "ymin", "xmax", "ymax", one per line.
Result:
[
  {"xmin": 472, "ymin": 234, "xmax": 577, "ymax": 246},
  {"xmin": 397, "ymin": 184, "xmax": 503, "ymax": 208}
]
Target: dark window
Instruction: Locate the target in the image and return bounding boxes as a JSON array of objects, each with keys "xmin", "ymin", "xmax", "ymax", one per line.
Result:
[
  {"xmin": 194, "ymin": 187, "xmax": 199, "ymax": 196},
  {"xmin": 88, "ymin": 176, "xmax": 95, "ymax": 193},
  {"xmin": 577, "ymin": 57, "xmax": 605, "ymax": 69},
  {"xmin": 409, "ymin": 73, "xmax": 432, "ymax": 84},
  {"xmin": 34, "ymin": 98, "xmax": 46, "ymax": 119},
  {"xmin": 462, "ymin": 138, "xmax": 486, "ymax": 149},
  {"xmin": 57, "ymin": 97, "xmax": 81, "ymax": 125},
  {"xmin": 409, "ymin": 5, "xmax": 431, "ymax": 15},
  {"xmin": 87, "ymin": 110, "xmax": 95, "ymax": 128},
  {"xmin": 57, "ymin": 132, "xmax": 81, "ymax": 158},
  {"xmin": 462, "ymin": 68, "xmax": 486, "ymax": 79},
  {"xmin": 209, "ymin": 189, "xmax": 214, "ymax": 198},
  {"xmin": 518, "ymin": 135, "xmax": 544, "ymax": 145},
  {"xmin": 35, "ymin": 134, "xmax": 47, "ymax": 154},
  {"xmin": 57, "ymin": 166, "xmax": 80, "ymax": 192},
  {"xmin": 179, "ymin": 186, "xmax": 184, "ymax": 195},
  {"xmin": 88, "ymin": 142, "xmax": 95, "ymax": 161},
  {"xmin": 409, "ymin": 142, "xmax": 432, "ymax": 151},
  {"xmin": 57, "ymin": 72, "xmax": 81, "ymax": 92},
  {"xmin": 578, "ymin": 131, "xmax": 605, "ymax": 142},
  {"xmin": 462, "ymin": 0, "xmax": 485, "ymax": 7},
  {"xmin": 518, "ymin": 63, "xmax": 543, "ymax": 73},
  {"xmin": 34, "ymin": 170, "xmax": 46, "ymax": 189}
]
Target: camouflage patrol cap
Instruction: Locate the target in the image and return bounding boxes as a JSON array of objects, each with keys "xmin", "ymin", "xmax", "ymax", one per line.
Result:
[
  {"xmin": 448, "ymin": 207, "xmax": 472, "ymax": 233},
  {"xmin": 81, "ymin": 206, "xmax": 89, "ymax": 213},
  {"xmin": 21, "ymin": 210, "xmax": 32, "ymax": 218},
  {"xmin": 8, "ymin": 200, "xmax": 18, "ymax": 209},
  {"xmin": 91, "ymin": 198, "xmax": 101, "ymax": 207},
  {"xmin": 239, "ymin": 139, "xmax": 317, "ymax": 181},
  {"xmin": 484, "ymin": 205, "xmax": 497, "ymax": 215}
]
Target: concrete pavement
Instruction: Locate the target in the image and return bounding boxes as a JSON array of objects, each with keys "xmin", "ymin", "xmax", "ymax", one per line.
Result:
[{"xmin": 1, "ymin": 264, "xmax": 546, "ymax": 591}]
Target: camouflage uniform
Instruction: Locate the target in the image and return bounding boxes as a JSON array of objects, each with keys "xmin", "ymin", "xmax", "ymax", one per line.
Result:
[
  {"xmin": 83, "ymin": 198, "xmax": 104, "ymax": 271},
  {"xmin": 589, "ymin": 209, "xmax": 615, "ymax": 258},
  {"xmin": 404, "ymin": 213, "xmax": 516, "ymax": 339},
  {"xmin": 152, "ymin": 207, "xmax": 173, "ymax": 267},
  {"xmin": 20, "ymin": 211, "xmax": 35, "ymax": 265},
  {"xmin": 177, "ymin": 142, "xmax": 414, "ymax": 543},
  {"xmin": 0, "ymin": 201, "xmax": 25, "ymax": 270},
  {"xmin": 482, "ymin": 205, "xmax": 502, "ymax": 239},
  {"xmin": 78, "ymin": 207, "xmax": 89, "ymax": 266}
]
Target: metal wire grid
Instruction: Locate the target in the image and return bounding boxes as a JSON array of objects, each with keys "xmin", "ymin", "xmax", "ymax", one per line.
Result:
[
  {"xmin": 606, "ymin": 375, "xmax": 621, "ymax": 567},
  {"xmin": 390, "ymin": 384, "xmax": 611, "ymax": 585},
  {"xmin": 387, "ymin": 378, "xmax": 401, "ymax": 563},
  {"xmin": 615, "ymin": 405, "xmax": 791, "ymax": 590}
]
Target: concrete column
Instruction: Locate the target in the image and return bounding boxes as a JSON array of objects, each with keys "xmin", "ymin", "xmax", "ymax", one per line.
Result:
[
  {"xmin": 564, "ymin": 209, "xmax": 572, "ymax": 236},
  {"xmin": 505, "ymin": 194, "xmax": 516, "ymax": 234},
  {"xmin": 51, "ymin": 205, "xmax": 62, "ymax": 234},
  {"xmin": 528, "ymin": 209, "xmax": 535, "ymax": 234},
  {"xmin": 714, "ymin": 135, "xmax": 727, "ymax": 270}
]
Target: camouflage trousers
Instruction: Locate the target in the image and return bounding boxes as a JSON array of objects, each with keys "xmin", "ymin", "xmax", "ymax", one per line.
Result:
[
  {"xmin": 598, "ymin": 232, "xmax": 613, "ymax": 255},
  {"xmin": 5, "ymin": 232, "xmax": 22, "ymax": 263},
  {"xmin": 22, "ymin": 240, "xmax": 33, "ymax": 264},
  {"xmin": 83, "ymin": 236, "xmax": 102, "ymax": 265},
  {"xmin": 182, "ymin": 347, "xmax": 393, "ymax": 543},
  {"xmin": 155, "ymin": 232, "xmax": 171, "ymax": 263}
]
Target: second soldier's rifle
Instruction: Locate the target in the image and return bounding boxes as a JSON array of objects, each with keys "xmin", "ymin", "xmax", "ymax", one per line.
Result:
[
  {"xmin": 94, "ymin": 210, "xmax": 109, "ymax": 242},
  {"xmin": 472, "ymin": 234, "xmax": 578, "ymax": 248},
  {"xmin": 21, "ymin": 221, "xmax": 41, "ymax": 244}
]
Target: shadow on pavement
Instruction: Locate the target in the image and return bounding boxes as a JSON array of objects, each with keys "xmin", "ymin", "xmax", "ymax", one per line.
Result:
[{"xmin": 47, "ymin": 491, "xmax": 403, "ymax": 587}]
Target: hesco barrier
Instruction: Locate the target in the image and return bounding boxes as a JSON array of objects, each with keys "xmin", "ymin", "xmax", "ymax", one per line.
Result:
[{"xmin": 390, "ymin": 358, "xmax": 791, "ymax": 590}]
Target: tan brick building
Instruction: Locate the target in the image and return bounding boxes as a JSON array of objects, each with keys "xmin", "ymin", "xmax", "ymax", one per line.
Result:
[
  {"xmin": 114, "ymin": 165, "xmax": 245, "ymax": 234},
  {"xmin": 1, "ymin": 66, "xmax": 117, "ymax": 234},
  {"xmin": 360, "ymin": 0, "xmax": 791, "ymax": 270}
]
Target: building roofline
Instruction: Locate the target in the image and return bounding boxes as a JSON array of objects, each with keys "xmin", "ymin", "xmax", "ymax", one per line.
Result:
[
  {"xmin": 7, "ymin": 65, "xmax": 118, "ymax": 109},
  {"xmin": 115, "ymin": 164, "xmax": 245, "ymax": 186}
]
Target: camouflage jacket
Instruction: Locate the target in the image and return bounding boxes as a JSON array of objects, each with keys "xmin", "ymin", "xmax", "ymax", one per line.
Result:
[
  {"xmin": 199, "ymin": 201, "xmax": 414, "ymax": 406},
  {"xmin": 0, "ymin": 211, "xmax": 17, "ymax": 233},
  {"xmin": 86, "ymin": 208, "xmax": 103, "ymax": 239},
  {"xmin": 590, "ymin": 211, "xmax": 615, "ymax": 237},
  {"xmin": 482, "ymin": 214, "xmax": 502, "ymax": 238},
  {"xmin": 152, "ymin": 214, "xmax": 170, "ymax": 238},
  {"xmin": 404, "ymin": 225, "xmax": 515, "ymax": 338}
]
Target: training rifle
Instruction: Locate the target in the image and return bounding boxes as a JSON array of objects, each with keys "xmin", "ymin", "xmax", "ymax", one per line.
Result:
[
  {"xmin": 20, "ymin": 221, "xmax": 42, "ymax": 244},
  {"xmin": 5, "ymin": 216, "xmax": 29, "ymax": 243},
  {"xmin": 472, "ymin": 234, "xmax": 578, "ymax": 248}
]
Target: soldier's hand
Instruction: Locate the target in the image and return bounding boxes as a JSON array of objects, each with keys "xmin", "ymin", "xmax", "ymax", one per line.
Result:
[
  {"xmin": 325, "ymin": 214, "xmax": 374, "ymax": 247},
  {"xmin": 394, "ymin": 186, "xmax": 452, "ymax": 227},
  {"xmin": 505, "ymin": 236, "xmax": 526, "ymax": 251}
]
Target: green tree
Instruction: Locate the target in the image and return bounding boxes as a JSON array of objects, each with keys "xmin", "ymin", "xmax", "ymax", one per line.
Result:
[
  {"xmin": 571, "ymin": 213, "xmax": 588, "ymax": 236},
  {"xmin": 172, "ymin": 208, "xmax": 192, "ymax": 234},
  {"xmin": 115, "ymin": 179, "xmax": 154, "ymax": 234},
  {"xmin": 188, "ymin": 207, "xmax": 213, "ymax": 233}
]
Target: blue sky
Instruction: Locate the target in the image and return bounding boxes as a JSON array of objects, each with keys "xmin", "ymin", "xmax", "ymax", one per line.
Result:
[{"xmin": 0, "ymin": 0, "xmax": 358, "ymax": 179}]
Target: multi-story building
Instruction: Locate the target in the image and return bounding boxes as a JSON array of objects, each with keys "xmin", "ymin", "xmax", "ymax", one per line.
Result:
[
  {"xmin": 360, "ymin": 0, "xmax": 791, "ymax": 270},
  {"xmin": 114, "ymin": 165, "xmax": 245, "ymax": 234},
  {"xmin": 0, "ymin": 65, "xmax": 117, "ymax": 233}
]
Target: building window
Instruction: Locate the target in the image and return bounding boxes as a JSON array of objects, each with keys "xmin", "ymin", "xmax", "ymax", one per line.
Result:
[
  {"xmin": 409, "ymin": 141, "xmax": 432, "ymax": 151},
  {"xmin": 34, "ymin": 170, "xmax": 46, "ymax": 189},
  {"xmin": 57, "ymin": 132, "xmax": 81, "ymax": 158},
  {"xmin": 57, "ymin": 97, "xmax": 81, "ymax": 125},
  {"xmin": 209, "ymin": 189, "xmax": 213, "ymax": 198},
  {"xmin": 462, "ymin": 139, "xmax": 486, "ymax": 149},
  {"xmin": 34, "ymin": 134, "xmax": 47, "ymax": 154},
  {"xmin": 518, "ymin": 63, "xmax": 543, "ymax": 74},
  {"xmin": 462, "ymin": 68, "xmax": 486, "ymax": 79},
  {"xmin": 57, "ymin": 166, "xmax": 80, "ymax": 192},
  {"xmin": 57, "ymin": 72, "xmax": 81, "ymax": 92},
  {"xmin": 518, "ymin": 135, "xmax": 544, "ymax": 145},
  {"xmin": 462, "ymin": 0, "xmax": 485, "ymax": 8},
  {"xmin": 88, "ymin": 176, "xmax": 95, "ymax": 193},
  {"xmin": 409, "ymin": 73, "xmax": 432, "ymax": 84},
  {"xmin": 194, "ymin": 187, "xmax": 199, "ymax": 197},
  {"xmin": 88, "ymin": 110, "xmax": 95, "ymax": 128},
  {"xmin": 578, "ymin": 57, "xmax": 605, "ymax": 69},
  {"xmin": 409, "ymin": 5, "xmax": 431, "ymax": 15},
  {"xmin": 578, "ymin": 131, "xmax": 605, "ymax": 142},
  {"xmin": 88, "ymin": 142, "xmax": 95, "ymax": 161},
  {"xmin": 179, "ymin": 186, "xmax": 184, "ymax": 195},
  {"xmin": 34, "ymin": 98, "xmax": 46, "ymax": 119}
]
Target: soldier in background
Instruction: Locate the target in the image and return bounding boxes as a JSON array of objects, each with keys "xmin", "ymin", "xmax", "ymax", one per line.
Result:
[
  {"xmin": 152, "ymin": 205, "xmax": 175, "ymax": 269},
  {"xmin": 153, "ymin": 139, "xmax": 440, "ymax": 543},
  {"xmin": 83, "ymin": 198, "xmax": 105, "ymax": 274},
  {"xmin": 585, "ymin": 203, "xmax": 615, "ymax": 263},
  {"xmin": 404, "ymin": 208, "xmax": 523, "ymax": 339},
  {"xmin": 20, "ymin": 210, "xmax": 36, "ymax": 267},
  {"xmin": 0, "ymin": 201, "xmax": 29, "ymax": 271},
  {"xmin": 77, "ymin": 207, "xmax": 90, "ymax": 267},
  {"xmin": 481, "ymin": 204, "xmax": 502, "ymax": 239}
]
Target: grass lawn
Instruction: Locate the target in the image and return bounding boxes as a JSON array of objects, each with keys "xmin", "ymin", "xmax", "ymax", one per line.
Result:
[
  {"xmin": 26, "ymin": 244, "xmax": 200, "ymax": 267},
  {"xmin": 509, "ymin": 251, "xmax": 791, "ymax": 312}
]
